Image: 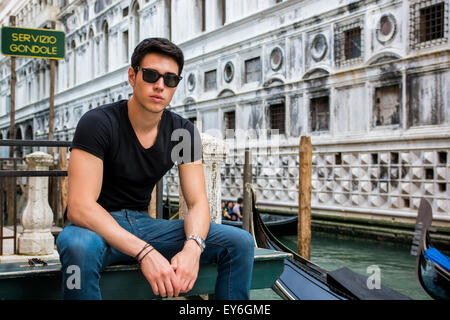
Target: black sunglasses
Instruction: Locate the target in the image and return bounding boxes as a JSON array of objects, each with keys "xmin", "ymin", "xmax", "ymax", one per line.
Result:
[{"xmin": 135, "ymin": 67, "xmax": 182, "ymax": 88}]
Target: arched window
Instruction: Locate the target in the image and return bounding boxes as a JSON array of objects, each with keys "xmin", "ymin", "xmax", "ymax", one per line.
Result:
[
  {"xmin": 102, "ymin": 21, "xmax": 109, "ymax": 74},
  {"xmin": 131, "ymin": 1, "xmax": 140, "ymax": 46},
  {"xmin": 164, "ymin": 0, "xmax": 171, "ymax": 40},
  {"xmin": 94, "ymin": 0, "xmax": 104, "ymax": 13},
  {"xmin": 71, "ymin": 40, "xmax": 76, "ymax": 85},
  {"xmin": 89, "ymin": 28, "xmax": 95, "ymax": 78},
  {"xmin": 15, "ymin": 128, "xmax": 23, "ymax": 159},
  {"xmin": 24, "ymin": 125, "xmax": 33, "ymax": 155}
]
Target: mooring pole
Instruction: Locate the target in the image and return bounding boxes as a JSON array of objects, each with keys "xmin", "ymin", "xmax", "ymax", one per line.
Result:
[
  {"xmin": 298, "ymin": 136, "xmax": 312, "ymax": 260},
  {"xmin": 8, "ymin": 16, "xmax": 16, "ymax": 156},
  {"xmin": 242, "ymin": 148, "xmax": 252, "ymax": 233}
]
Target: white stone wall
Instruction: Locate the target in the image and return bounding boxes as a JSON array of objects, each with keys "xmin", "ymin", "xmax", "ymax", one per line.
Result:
[{"xmin": 0, "ymin": 0, "xmax": 449, "ymax": 223}]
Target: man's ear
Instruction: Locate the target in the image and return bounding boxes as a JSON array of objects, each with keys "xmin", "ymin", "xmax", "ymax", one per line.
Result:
[{"xmin": 128, "ymin": 67, "xmax": 136, "ymax": 87}]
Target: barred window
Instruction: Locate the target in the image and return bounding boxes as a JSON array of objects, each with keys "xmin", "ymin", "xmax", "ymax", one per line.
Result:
[
  {"xmin": 410, "ymin": 1, "xmax": 448, "ymax": 49},
  {"xmin": 310, "ymin": 97, "xmax": 329, "ymax": 132},
  {"xmin": 204, "ymin": 70, "xmax": 217, "ymax": 92},
  {"xmin": 224, "ymin": 111, "xmax": 235, "ymax": 131},
  {"xmin": 335, "ymin": 20, "xmax": 364, "ymax": 67},
  {"xmin": 269, "ymin": 103, "xmax": 285, "ymax": 134},
  {"xmin": 245, "ymin": 57, "xmax": 262, "ymax": 83},
  {"xmin": 420, "ymin": 2, "xmax": 445, "ymax": 42},
  {"xmin": 345, "ymin": 27, "xmax": 361, "ymax": 60}
]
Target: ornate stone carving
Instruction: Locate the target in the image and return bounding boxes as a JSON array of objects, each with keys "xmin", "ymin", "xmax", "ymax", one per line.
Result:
[
  {"xmin": 179, "ymin": 133, "xmax": 229, "ymax": 224},
  {"xmin": 270, "ymin": 47, "xmax": 283, "ymax": 71},
  {"xmin": 310, "ymin": 34, "xmax": 328, "ymax": 62},
  {"xmin": 376, "ymin": 13, "xmax": 397, "ymax": 45}
]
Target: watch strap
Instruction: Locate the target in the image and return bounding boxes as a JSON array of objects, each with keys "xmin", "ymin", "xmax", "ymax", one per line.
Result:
[{"xmin": 186, "ymin": 235, "xmax": 205, "ymax": 252}]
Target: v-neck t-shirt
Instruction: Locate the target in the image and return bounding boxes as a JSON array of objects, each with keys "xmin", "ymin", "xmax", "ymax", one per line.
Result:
[{"xmin": 69, "ymin": 100, "xmax": 202, "ymax": 212}]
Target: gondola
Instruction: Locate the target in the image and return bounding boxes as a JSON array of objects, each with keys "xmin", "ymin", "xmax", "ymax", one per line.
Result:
[
  {"xmin": 414, "ymin": 199, "xmax": 450, "ymax": 300},
  {"xmin": 222, "ymin": 213, "xmax": 297, "ymax": 235},
  {"xmin": 249, "ymin": 187, "xmax": 410, "ymax": 300}
]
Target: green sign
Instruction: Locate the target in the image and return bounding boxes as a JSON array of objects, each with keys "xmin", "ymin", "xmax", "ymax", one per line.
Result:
[{"xmin": 1, "ymin": 26, "xmax": 65, "ymax": 60}]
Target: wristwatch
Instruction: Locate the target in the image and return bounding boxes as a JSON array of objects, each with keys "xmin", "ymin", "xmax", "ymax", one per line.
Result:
[{"xmin": 186, "ymin": 235, "xmax": 206, "ymax": 253}]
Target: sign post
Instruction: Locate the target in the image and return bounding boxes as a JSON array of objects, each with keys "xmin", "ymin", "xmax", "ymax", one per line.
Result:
[{"xmin": 6, "ymin": 16, "xmax": 16, "ymax": 229}]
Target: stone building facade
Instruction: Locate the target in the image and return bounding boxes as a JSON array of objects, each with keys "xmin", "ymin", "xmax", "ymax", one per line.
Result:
[{"xmin": 0, "ymin": 0, "xmax": 449, "ymax": 225}]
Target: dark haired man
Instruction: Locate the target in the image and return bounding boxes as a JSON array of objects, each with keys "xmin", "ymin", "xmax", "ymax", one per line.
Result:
[{"xmin": 56, "ymin": 38, "xmax": 254, "ymax": 300}]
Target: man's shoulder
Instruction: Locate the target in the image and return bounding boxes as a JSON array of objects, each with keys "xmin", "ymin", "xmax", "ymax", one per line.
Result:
[
  {"xmin": 164, "ymin": 108, "xmax": 194, "ymax": 130},
  {"xmin": 80, "ymin": 101, "xmax": 124, "ymax": 126}
]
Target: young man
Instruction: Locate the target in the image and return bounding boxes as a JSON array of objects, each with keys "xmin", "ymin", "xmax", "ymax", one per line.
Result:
[{"xmin": 56, "ymin": 38, "xmax": 254, "ymax": 300}]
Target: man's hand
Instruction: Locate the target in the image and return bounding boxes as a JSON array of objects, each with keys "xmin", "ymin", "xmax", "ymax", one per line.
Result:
[
  {"xmin": 140, "ymin": 247, "xmax": 181, "ymax": 298},
  {"xmin": 170, "ymin": 240, "xmax": 202, "ymax": 293}
]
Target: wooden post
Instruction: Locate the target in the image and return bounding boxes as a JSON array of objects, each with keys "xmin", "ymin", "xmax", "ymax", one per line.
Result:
[
  {"xmin": 48, "ymin": 21, "xmax": 56, "ymax": 151},
  {"xmin": 242, "ymin": 148, "xmax": 252, "ymax": 233},
  {"xmin": 58, "ymin": 146, "xmax": 68, "ymax": 226},
  {"xmin": 298, "ymin": 136, "xmax": 312, "ymax": 260},
  {"xmin": 8, "ymin": 16, "xmax": 16, "ymax": 155},
  {"xmin": 47, "ymin": 21, "xmax": 58, "ymax": 223},
  {"xmin": 7, "ymin": 16, "xmax": 16, "ymax": 227}
]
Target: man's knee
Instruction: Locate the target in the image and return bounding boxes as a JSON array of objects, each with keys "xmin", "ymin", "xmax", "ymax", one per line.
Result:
[
  {"xmin": 57, "ymin": 224, "xmax": 106, "ymax": 264},
  {"xmin": 228, "ymin": 227, "xmax": 255, "ymax": 253}
]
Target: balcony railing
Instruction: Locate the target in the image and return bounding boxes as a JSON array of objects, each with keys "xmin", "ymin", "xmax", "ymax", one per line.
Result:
[{"xmin": 0, "ymin": 139, "xmax": 70, "ymax": 255}]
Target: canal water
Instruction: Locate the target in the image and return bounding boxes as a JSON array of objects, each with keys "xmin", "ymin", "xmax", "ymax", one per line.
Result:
[{"xmin": 250, "ymin": 231, "xmax": 431, "ymax": 300}]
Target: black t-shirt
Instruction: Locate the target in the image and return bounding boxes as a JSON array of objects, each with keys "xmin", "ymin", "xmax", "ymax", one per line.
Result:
[{"xmin": 69, "ymin": 100, "xmax": 202, "ymax": 212}]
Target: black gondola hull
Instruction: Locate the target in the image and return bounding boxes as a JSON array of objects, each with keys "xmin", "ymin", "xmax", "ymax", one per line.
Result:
[
  {"xmin": 417, "ymin": 234, "xmax": 450, "ymax": 300},
  {"xmin": 250, "ymin": 189, "xmax": 411, "ymax": 300},
  {"xmin": 223, "ymin": 214, "xmax": 297, "ymax": 235}
]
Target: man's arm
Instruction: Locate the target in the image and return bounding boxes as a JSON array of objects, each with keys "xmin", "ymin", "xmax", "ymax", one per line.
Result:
[
  {"xmin": 67, "ymin": 148, "xmax": 180, "ymax": 297},
  {"xmin": 170, "ymin": 159, "xmax": 210, "ymax": 293},
  {"xmin": 179, "ymin": 159, "xmax": 210, "ymax": 240}
]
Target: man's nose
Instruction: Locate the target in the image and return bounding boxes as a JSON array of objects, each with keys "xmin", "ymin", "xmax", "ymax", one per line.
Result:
[{"xmin": 153, "ymin": 76, "xmax": 165, "ymax": 90}]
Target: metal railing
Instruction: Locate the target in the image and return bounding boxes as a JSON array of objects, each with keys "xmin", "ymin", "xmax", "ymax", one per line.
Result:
[{"xmin": 0, "ymin": 139, "xmax": 70, "ymax": 255}]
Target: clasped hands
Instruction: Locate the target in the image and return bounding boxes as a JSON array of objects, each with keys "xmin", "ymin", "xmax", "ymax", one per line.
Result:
[{"xmin": 138, "ymin": 240, "xmax": 202, "ymax": 298}]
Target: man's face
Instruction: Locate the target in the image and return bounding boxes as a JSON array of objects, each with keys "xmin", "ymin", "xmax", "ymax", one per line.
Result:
[{"xmin": 128, "ymin": 52, "xmax": 180, "ymax": 114}]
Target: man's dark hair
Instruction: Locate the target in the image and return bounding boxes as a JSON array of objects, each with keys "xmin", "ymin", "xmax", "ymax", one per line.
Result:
[
  {"xmin": 131, "ymin": 38, "xmax": 184, "ymax": 75},
  {"xmin": 237, "ymin": 197, "xmax": 243, "ymax": 204}
]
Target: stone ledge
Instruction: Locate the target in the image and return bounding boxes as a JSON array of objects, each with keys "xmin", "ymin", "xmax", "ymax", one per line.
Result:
[{"xmin": 0, "ymin": 249, "xmax": 59, "ymax": 264}]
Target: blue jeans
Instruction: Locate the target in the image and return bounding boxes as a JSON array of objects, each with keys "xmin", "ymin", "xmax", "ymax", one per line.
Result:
[{"xmin": 56, "ymin": 210, "xmax": 255, "ymax": 300}]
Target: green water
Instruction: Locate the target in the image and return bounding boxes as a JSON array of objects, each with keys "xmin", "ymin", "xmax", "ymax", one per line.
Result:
[{"xmin": 269, "ymin": 231, "xmax": 431, "ymax": 300}]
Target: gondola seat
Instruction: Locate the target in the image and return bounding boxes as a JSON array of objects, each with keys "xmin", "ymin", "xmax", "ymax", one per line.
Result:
[
  {"xmin": 424, "ymin": 248, "xmax": 450, "ymax": 272},
  {"xmin": 0, "ymin": 247, "xmax": 291, "ymax": 300}
]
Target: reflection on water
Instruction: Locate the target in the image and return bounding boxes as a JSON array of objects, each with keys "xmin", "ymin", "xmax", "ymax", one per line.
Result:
[{"xmin": 278, "ymin": 231, "xmax": 431, "ymax": 300}]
